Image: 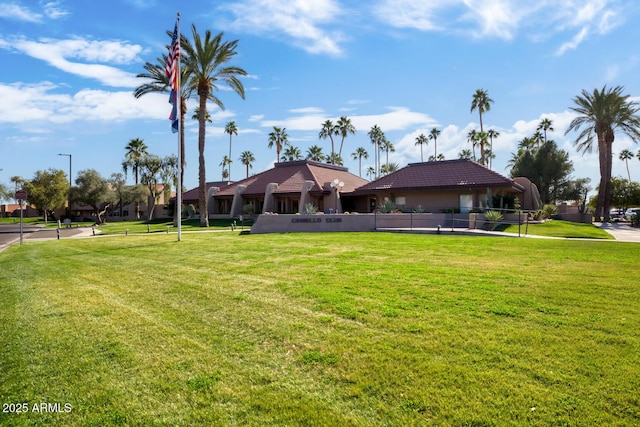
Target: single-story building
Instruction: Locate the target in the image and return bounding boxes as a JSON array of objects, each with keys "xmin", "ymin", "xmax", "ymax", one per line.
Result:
[
  {"xmin": 352, "ymin": 159, "xmax": 527, "ymax": 213},
  {"xmin": 201, "ymin": 160, "xmax": 369, "ymax": 217}
]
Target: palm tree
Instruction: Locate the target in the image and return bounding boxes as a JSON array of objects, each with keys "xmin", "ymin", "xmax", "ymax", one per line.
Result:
[
  {"xmin": 381, "ymin": 138, "xmax": 395, "ymax": 173},
  {"xmin": 518, "ymin": 136, "xmax": 536, "ymax": 152},
  {"xmin": 368, "ymin": 125, "xmax": 384, "ymax": 177},
  {"xmin": 122, "ymin": 138, "xmax": 148, "ymax": 219},
  {"xmin": 458, "ymin": 149, "xmax": 472, "ymax": 160},
  {"xmin": 428, "ymin": 128, "xmax": 441, "ymax": 160},
  {"xmin": 135, "ymin": 52, "xmax": 191, "ymax": 225},
  {"xmin": 380, "ymin": 162, "xmax": 399, "ymax": 174},
  {"xmin": 415, "ymin": 133, "xmax": 428, "ymax": 162},
  {"xmin": 476, "ymin": 131, "xmax": 488, "ymax": 164},
  {"xmin": 466, "ymin": 129, "xmax": 478, "ymax": 161},
  {"xmin": 351, "ymin": 147, "xmax": 369, "ymax": 177},
  {"xmin": 224, "ymin": 121, "xmax": 238, "ymax": 181},
  {"xmin": 319, "ymin": 120, "xmax": 337, "ymax": 164},
  {"xmin": 486, "ymin": 129, "xmax": 499, "ymax": 169},
  {"xmin": 335, "ymin": 116, "xmax": 356, "ymax": 160},
  {"xmin": 470, "ymin": 89, "xmax": 494, "ymax": 164},
  {"xmin": 181, "ymin": 25, "xmax": 247, "ymax": 227},
  {"xmin": 537, "ymin": 117, "xmax": 554, "ymax": 143},
  {"xmin": 306, "ymin": 145, "xmax": 325, "ymax": 162},
  {"xmin": 282, "ymin": 145, "xmax": 302, "ymax": 162},
  {"xmin": 326, "ymin": 153, "xmax": 344, "ymax": 166},
  {"xmin": 532, "ymin": 131, "xmax": 544, "ymax": 149},
  {"xmin": 366, "ymin": 166, "xmax": 375, "ymax": 181},
  {"xmin": 619, "ymin": 149, "xmax": 634, "ymax": 182},
  {"xmin": 191, "ymin": 107, "xmax": 212, "ymax": 123},
  {"xmin": 268, "ymin": 126, "xmax": 288, "ymax": 162},
  {"xmin": 219, "ymin": 155, "xmax": 232, "ymax": 180},
  {"xmin": 566, "ymin": 85, "xmax": 640, "ymax": 221},
  {"xmin": 239, "ymin": 150, "xmax": 255, "ymax": 178}
]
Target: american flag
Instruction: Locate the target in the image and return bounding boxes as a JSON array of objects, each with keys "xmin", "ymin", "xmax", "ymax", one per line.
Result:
[{"xmin": 166, "ymin": 20, "xmax": 180, "ymax": 133}]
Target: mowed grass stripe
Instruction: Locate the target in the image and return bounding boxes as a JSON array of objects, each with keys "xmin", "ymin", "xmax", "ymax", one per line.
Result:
[{"xmin": 1, "ymin": 232, "xmax": 639, "ymax": 426}]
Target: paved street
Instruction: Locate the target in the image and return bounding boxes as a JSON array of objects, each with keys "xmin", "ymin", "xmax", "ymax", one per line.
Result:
[{"xmin": 0, "ymin": 223, "xmax": 92, "ymax": 252}]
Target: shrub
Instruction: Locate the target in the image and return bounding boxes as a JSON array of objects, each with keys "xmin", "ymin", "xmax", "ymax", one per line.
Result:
[
  {"xmin": 242, "ymin": 203, "xmax": 254, "ymax": 216},
  {"xmin": 378, "ymin": 200, "xmax": 398, "ymax": 213},
  {"xmin": 413, "ymin": 205, "xmax": 425, "ymax": 213},
  {"xmin": 483, "ymin": 210, "xmax": 504, "ymax": 231},
  {"xmin": 537, "ymin": 204, "xmax": 558, "ymax": 220},
  {"xmin": 304, "ymin": 203, "xmax": 318, "ymax": 214}
]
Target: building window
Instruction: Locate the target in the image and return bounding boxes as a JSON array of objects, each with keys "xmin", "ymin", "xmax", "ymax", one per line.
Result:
[{"xmin": 460, "ymin": 194, "xmax": 473, "ymax": 213}]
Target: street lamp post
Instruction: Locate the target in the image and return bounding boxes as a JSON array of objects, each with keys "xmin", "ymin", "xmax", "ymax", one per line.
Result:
[{"xmin": 58, "ymin": 153, "xmax": 72, "ymax": 219}]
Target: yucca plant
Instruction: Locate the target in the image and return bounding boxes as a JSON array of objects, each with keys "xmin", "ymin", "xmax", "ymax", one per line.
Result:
[{"xmin": 483, "ymin": 210, "xmax": 504, "ymax": 230}]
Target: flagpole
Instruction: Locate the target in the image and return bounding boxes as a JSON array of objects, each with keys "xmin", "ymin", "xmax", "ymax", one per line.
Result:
[{"xmin": 176, "ymin": 12, "xmax": 182, "ymax": 242}]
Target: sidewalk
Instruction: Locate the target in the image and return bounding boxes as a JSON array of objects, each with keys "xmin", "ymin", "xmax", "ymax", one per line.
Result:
[{"xmin": 593, "ymin": 222, "xmax": 640, "ymax": 242}]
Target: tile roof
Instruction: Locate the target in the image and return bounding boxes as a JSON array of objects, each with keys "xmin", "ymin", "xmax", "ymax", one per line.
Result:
[
  {"xmin": 214, "ymin": 160, "xmax": 368, "ymax": 197},
  {"xmin": 354, "ymin": 159, "xmax": 523, "ymax": 193},
  {"xmin": 182, "ymin": 181, "xmax": 231, "ymax": 202}
]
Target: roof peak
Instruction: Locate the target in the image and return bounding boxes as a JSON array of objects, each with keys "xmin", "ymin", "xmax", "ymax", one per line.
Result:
[{"xmin": 274, "ymin": 159, "xmax": 349, "ymax": 172}]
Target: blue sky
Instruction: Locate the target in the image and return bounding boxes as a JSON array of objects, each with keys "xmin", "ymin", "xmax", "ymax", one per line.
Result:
[{"xmin": 2, "ymin": 0, "xmax": 640, "ymax": 195}]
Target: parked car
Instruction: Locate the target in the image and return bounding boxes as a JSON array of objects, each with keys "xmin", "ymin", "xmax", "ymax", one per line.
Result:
[
  {"xmin": 610, "ymin": 208, "xmax": 625, "ymax": 221},
  {"xmin": 625, "ymin": 208, "xmax": 640, "ymax": 221}
]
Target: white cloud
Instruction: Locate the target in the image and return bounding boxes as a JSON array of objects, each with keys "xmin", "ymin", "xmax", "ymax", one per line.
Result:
[
  {"xmin": 0, "ymin": 3, "xmax": 43, "ymax": 23},
  {"xmin": 1, "ymin": 36, "xmax": 143, "ymax": 87},
  {"xmin": 0, "ymin": 82, "xmax": 167, "ymax": 124},
  {"xmin": 259, "ymin": 106, "xmax": 435, "ymax": 133},
  {"xmin": 248, "ymin": 114, "xmax": 264, "ymax": 122},
  {"xmin": 218, "ymin": 0, "xmax": 345, "ymax": 56},
  {"xmin": 373, "ymin": 0, "xmax": 624, "ymax": 52},
  {"xmin": 289, "ymin": 107, "xmax": 325, "ymax": 114},
  {"xmin": 43, "ymin": 1, "xmax": 70, "ymax": 19}
]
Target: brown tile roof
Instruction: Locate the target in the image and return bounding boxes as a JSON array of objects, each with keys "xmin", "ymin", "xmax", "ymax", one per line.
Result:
[
  {"xmin": 354, "ymin": 159, "xmax": 524, "ymax": 193},
  {"xmin": 182, "ymin": 181, "xmax": 231, "ymax": 203},
  {"xmin": 214, "ymin": 160, "xmax": 368, "ymax": 197}
]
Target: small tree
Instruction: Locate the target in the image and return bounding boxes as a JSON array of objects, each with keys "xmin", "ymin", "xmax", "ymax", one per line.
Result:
[
  {"xmin": 70, "ymin": 169, "xmax": 115, "ymax": 224},
  {"xmin": 22, "ymin": 169, "xmax": 68, "ymax": 223}
]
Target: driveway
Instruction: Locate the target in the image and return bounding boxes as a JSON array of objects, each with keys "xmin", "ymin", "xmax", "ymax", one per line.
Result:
[{"xmin": 594, "ymin": 222, "xmax": 640, "ymax": 242}]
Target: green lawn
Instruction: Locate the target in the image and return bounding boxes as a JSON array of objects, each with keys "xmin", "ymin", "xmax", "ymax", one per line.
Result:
[
  {"xmin": 1, "ymin": 232, "xmax": 638, "ymax": 426},
  {"xmin": 94, "ymin": 218, "xmax": 246, "ymax": 235},
  {"xmin": 497, "ymin": 219, "xmax": 614, "ymax": 239}
]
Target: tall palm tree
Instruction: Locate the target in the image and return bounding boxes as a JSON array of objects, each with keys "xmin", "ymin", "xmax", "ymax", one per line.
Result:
[
  {"xmin": 428, "ymin": 128, "xmax": 441, "ymax": 160},
  {"xmin": 122, "ymin": 138, "xmax": 148, "ymax": 219},
  {"xmin": 219, "ymin": 155, "xmax": 232, "ymax": 180},
  {"xmin": 351, "ymin": 147, "xmax": 369, "ymax": 177},
  {"xmin": 239, "ymin": 150, "xmax": 255, "ymax": 178},
  {"xmin": 268, "ymin": 126, "xmax": 288, "ymax": 162},
  {"xmin": 619, "ymin": 149, "xmax": 634, "ymax": 182},
  {"xmin": 192, "ymin": 107, "xmax": 212, "ymax": 123},
  {"xmin": 181, "ymin": 25, "xmax": 247, "ymax": 227},
  {"xmin": 487, "ymin": 128, "xmax": 499, "ymax": 169},
  {"xmin": 466, "ymin": 129, "xmax": 478, "ymax": 161},
  {"xmin": 532, "ymin": 130, "xmax": 544, "ymax": 149},
  {"xmin": 518, "ymin": 136, "xmax": 536, "ymax": 152},
  {"xmin": 326, "ymin": 153, "xmax": 344, "ymax": 166},
  {"xmin": 335, "ymin": 116, "xmax": 356, "ymax": 160},
  {"xmin": 319, "ymin": 120, "xmax": 337, "ymax": 164},
  {"xmin": 566, "ymin": 85, "xmax": 640, "ymax": 221},
  {"xmin": 282, "ymin": 145, "xmax": 302, "ymax": 162},
  {"xmin": 458, "ymin": 149, "xmax": 472, "ymax": 160},
  {"xmin": 135, "ymin": 52, "xmax": 191, "ymax": 225},
  {"xmin": 368, "ymin": 125, "xmax": 384, "ymax": 177},
  {"xmin": 537, "ymin": 117, "xmax": 554, "ymax": 143},
  {"xmin": 306, "ymin": 145, "xmax": 325, "ymax": 162},
  {"xmin": 366, "ymin": 166, "xmax": 375, "ymax": 181},
  {"xmin": 470, "ymin": 89, "xmax": 494, "ymax": 164},
  {"xmin": 224, "ymin": 121, "xmax": 238, "ymax": 181},
  {"xmin": 415, "ymin": 133, "xmax": 428, "ymax": 162},
  {"xmin": 382, "ymin": 138, "xmax": 395, "ymax": 172}
]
